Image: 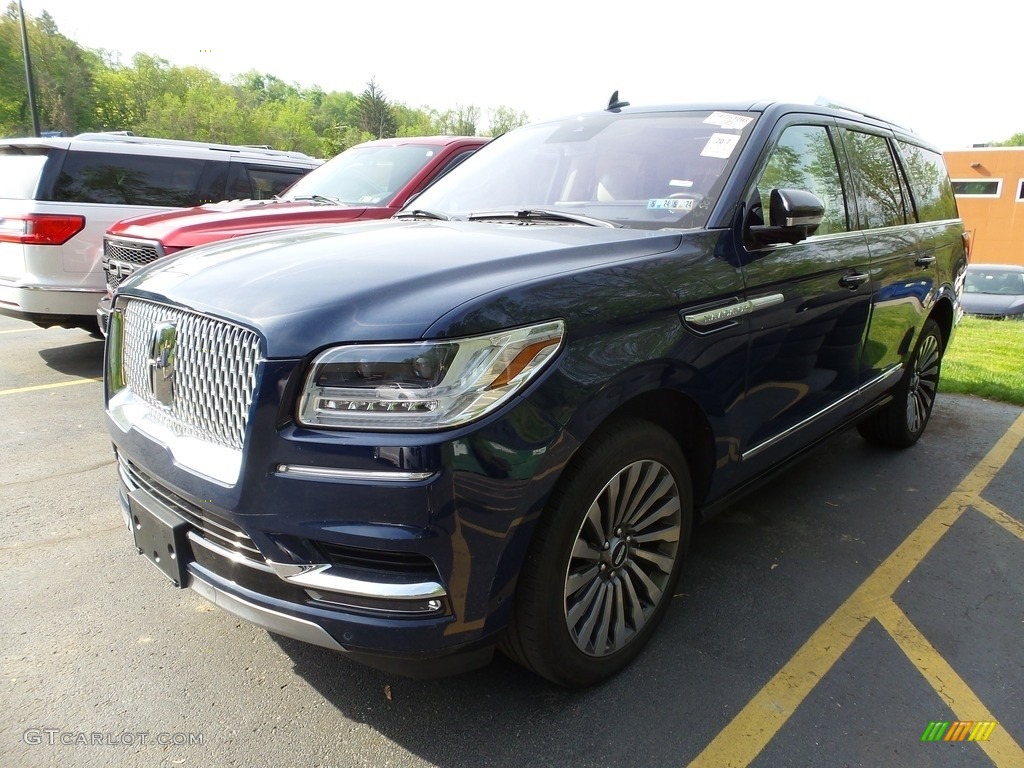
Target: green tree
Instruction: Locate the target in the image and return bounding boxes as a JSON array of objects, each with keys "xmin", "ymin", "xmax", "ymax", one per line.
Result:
[
  {"xmin": 999, "ymin": 133, "xmax": 1024, "ymax": 147},
  {"xmin": 434, "ymin": 105, "xmax": 480, "ymax": 136},
  {"xmin": 0, "ymin": 3, "xmax": 28, "ymax": 133},
  {"xmin": 357, "ymin": 78, "xmax": 397, "ymax": 139},
  {"xmin": 487, "ymin": 106, "xmax": 528, "ymax": 137}
]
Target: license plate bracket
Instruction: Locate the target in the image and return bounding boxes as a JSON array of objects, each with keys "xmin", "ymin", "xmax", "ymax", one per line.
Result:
[{"xmin": 129, "ymin": 490, "xmax": 192, "ymax": 588}]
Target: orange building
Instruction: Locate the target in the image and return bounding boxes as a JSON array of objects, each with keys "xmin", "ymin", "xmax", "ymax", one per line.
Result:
[{"xmin": 944, "ymin": 147, "xmax": 1024, "ymax": 266}]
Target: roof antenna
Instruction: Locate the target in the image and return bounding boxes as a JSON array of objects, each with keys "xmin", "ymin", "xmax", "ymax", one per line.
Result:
[{"xmin": 607, "ymin": 91, "xmax": 630, "ymax": 112}]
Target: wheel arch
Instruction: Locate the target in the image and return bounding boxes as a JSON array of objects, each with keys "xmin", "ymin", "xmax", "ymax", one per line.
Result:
[
  {"xmin": 928, "ymin": 294, "xmax": 956, "ymax": 353},
  {"xmin": 590, "ymin": 388, "xmax": 717, "ymax": 517}
]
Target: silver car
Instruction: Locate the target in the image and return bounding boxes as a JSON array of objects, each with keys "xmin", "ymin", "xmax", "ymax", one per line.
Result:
[
  {"xmin": 0, "ymin": 134, "xmax": 320, "ymax": 334},
  {"xmin": 962, "ymin": 264, "xmax": 1024, "ymax": 318}
]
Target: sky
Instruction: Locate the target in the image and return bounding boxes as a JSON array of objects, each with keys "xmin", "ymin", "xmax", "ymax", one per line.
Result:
[{"xmin": 19, "ymin": 0, "xmax": 1020, "ymax": 150}]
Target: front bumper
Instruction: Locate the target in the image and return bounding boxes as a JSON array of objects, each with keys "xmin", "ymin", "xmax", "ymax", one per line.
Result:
[
  {"xmin": 114, "ymin": 454, "xmax": 504, "ymax": 676},
  {"xmin": 109, "ymin": 377, "xmax": 571, "ymax": 676}
]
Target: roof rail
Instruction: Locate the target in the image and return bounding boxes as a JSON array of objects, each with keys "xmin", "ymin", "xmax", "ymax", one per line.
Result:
[
  {"xmin": 813, "ymin": 96, "xmax": 912, "ymax": 133},
  {"xmin": 72, "ymin": 132, "xmax": 315, "ymax": 159}
]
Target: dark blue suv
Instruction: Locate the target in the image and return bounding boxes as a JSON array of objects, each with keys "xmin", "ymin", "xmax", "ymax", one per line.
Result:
[{"xmin": 104, "ymin": 98, "xmax": 967, "ymax": 687}]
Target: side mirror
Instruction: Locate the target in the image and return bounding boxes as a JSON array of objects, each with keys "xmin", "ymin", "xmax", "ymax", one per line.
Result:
[{"xmin": 745, "ymin": 188, "xmax": 825, "ymax": 247}]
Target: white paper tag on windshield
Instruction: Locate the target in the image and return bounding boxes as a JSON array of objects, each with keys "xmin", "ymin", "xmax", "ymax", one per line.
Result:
[
  {"xmin": 704, "ymin": 111, "xmax": 753, "ymax": 130},
  {"xmin": 701, "ymin": 133, "xmax": 739, "ymax": 158}
]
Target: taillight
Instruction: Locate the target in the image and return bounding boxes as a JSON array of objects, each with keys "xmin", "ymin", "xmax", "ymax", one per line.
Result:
[{"xmin": 0, "ymin": 214, "xmax": 86, "ymax": 245}]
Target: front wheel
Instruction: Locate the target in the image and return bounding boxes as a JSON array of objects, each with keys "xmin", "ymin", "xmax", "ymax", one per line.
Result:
[
  {"xmin": 500, "ymin": 416, "xmax": 693, "ymax": 687},
  {"xmin": 858, "ymin": 318, "xmax": 944, "ymax": 448}
]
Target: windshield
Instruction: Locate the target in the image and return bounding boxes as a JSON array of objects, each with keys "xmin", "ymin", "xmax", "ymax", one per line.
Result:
[
  {"xmin": 408, "ymin": 110, "xmax": 757, "ymax": 229},
  {"xmin": 966, "ymin": 268, "xmax": 1024, "ymax": 295},
  {"xmin": 284, "ymin": 144, "xmax": 440, "ymax": 206}
]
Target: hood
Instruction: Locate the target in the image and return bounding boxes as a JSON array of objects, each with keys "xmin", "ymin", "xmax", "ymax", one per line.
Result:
[
  {"xmin": 961, "ymin": 291, "xmax": 1024, "ymax": 317},
  {"xmin": 120, "ymin": 219, "xmax": 682, "ymax": 357},
  {"xmin": 108, "ymin": 199, "xmax": 377, "ymax": 249}
]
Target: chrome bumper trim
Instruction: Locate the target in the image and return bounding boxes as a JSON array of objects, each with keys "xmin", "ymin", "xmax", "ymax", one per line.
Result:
[
  {"xmin": 0, "ymin": 278, "xmax": 105, "ymax": 295},
  {"xmin": 269, "ymin": 561, "xmax": 447, "ymax": 601},
  {"xmin": 188, "ymin": 531, "xmax": 275, "ymax": 573},
  {"xmin": 108, "ymin": 389, "xmax": 242, "ymax": 486},
  {"xmin": 276, "ymin": 464, "xmax": 436, "ymax": 483},
  {"xmin": 189, "ymin": 575, "xmax": 348, "ymax": 653}
]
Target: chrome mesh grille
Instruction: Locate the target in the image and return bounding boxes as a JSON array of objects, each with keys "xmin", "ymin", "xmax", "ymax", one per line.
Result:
[
  {"xmin": 104, "ymin": 238, "xmax": 162, "ymax": 290},
  {"xmin": 121, "ymin": 299, "xmax": 261, "ymax": 451}
]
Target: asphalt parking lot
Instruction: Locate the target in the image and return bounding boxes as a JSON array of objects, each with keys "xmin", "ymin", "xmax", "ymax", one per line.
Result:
[{"xmin": 2, "ymin": 314, "xmax": 1022, "ymax": 768}]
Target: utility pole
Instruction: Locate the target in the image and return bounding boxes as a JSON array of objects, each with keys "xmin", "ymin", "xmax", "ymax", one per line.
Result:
[{"xmin": 18, "ymin": 0, "xmax": 41, "ymax": 137}]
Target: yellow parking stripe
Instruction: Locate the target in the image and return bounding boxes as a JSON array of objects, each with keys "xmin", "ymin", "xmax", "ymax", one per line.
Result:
[
  {"xmin": 972, "ymin": 497, "xmax": 1024, "ymax": 544},
  {"xmin": 688, "ymin": 411, "xmax": 1024, "ymax": 768},
  {"xmin": 877, "ymin": 598, "xmax": 1024, "ymax": 765},
  {"xmin": 0, "ymin": 328, "xmax": 37, "ymax": 334},
  {"xmin": 0, "ymin": 378, "xmax": 102, "ymax": 396}
]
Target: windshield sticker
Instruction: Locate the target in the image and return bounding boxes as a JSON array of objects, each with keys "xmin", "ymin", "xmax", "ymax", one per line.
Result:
[
  {"xmin": 648, "ymin": 197, "xmax": 696, "ymax": 211},
  {"xmin": 704, "ymin": 111, "xmax": 753, "ymax": 130},
  {"xmin": 701, "ymin": 133, "xmax": 740, "ymax": 159},
  {"xmin": 669, "ymin": 179, "xmax": 694, "ymax": 188}
]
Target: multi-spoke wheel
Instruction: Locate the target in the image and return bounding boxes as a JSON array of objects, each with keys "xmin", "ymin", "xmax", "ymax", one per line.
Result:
[
  {"xmin": 501, "ymin": 416, "xmax": 693, "ymax": 687},
  {"xmin": 858, "ymin": 318, "xmax": 944, "ymax": 448},
  {"xmin": 564, "ymin": 458, "xmax": 682, "ymax": 657}
]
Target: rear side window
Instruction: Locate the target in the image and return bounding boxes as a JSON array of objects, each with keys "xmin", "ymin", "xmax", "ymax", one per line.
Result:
[
  {"xmin": 49, "ymin": 151, "xmax": 207, "ymax": 206},
  {"xmin": 897, "ymin": 141, "xmax": 959, "ymax": 221},
  {"xmin": 842, "ymin": 130, "xmax": 907, "ymax": 229},
  {"xmin": 0, "ymin": 148, "xmax": 52, "ymax": 199},
  {"xmin": 226, "ymin": 164, "xmax": 307, "ymax": 200}
]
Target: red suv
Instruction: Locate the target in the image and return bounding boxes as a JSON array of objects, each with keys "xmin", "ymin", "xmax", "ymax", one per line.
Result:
[{"xmin": 98, "ymin": 135, "xmax": 488, "ymax": 332}]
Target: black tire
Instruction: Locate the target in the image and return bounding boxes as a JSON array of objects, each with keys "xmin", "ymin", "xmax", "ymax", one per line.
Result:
[
  {"xmin": 500, "ymin": 416, "xmax": 693, "ymax": 688},
  {"xmin": 857, "ymin": 318, "xmax": 944, "ymax": 448}
]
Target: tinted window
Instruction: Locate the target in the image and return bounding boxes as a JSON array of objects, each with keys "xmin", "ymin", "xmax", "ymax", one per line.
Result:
[
  {"xmin": 50, "ymin": 151, "xmax": 207, "ymax": 206},
  {"xmin": 896, "ymin": 141, "xmax": 959, "ymax": 221},
  {"xmin": 0, "ymin": 148, "xmax": 51, "ymax": 199},
  {"xmin": 756, "ymin": 124, "xmax": 849, "ymax": 235},
  {"xmin": 843, "ymin": 131, "xmax": 907, "ymax": 228},
  {"xmin": 228, "ymin": 165, "xmax": 306, "ymax": 200}
]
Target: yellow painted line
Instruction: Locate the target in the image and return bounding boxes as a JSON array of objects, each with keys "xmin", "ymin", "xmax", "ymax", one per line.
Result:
[
  {"xmin": 972, "ymin": 497, "xmax": 1024, "ymax": 544},
  {"xmin": 0, "ymin": 328, "xmax": 37, "ymax": 334},
  {"xmin": 688, "ymin": 411, "xmax": 1024, "ymax": 768},
  {"xmin": 877, "ymin": 598, "xmax": 1024, "ymax": 765},
  {"xmin": 0, "ymin": 378, "xmax": 102, "ymax": 396}
]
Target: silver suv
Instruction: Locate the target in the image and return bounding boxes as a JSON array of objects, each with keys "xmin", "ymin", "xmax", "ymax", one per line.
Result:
[{"xmin": 0, "ymin": 133, "xmax": 320, "ymax": 333}]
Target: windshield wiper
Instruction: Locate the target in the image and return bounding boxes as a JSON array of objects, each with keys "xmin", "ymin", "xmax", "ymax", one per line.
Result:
[
  {"xmin": 393, "ymin": 208, "xmax": 451, "ymax": 221},
  {"xmin": 290, "ymin": 194, "xmax": 343, "ymax": 205},
  {"xmin": 467, "ymin": 209, "xmax": 617, "ymax": 228}
]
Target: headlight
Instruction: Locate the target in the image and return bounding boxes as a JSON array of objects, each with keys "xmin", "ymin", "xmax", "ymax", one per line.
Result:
[{"xmin": 297, "ymin": 319, "xmax": 565, "ymax": 431}]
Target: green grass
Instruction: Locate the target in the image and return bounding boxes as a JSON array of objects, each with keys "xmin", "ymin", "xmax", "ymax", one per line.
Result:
[{"xmin": 940, "ymin": 316, "xmax": 1024, "ymax": 406}]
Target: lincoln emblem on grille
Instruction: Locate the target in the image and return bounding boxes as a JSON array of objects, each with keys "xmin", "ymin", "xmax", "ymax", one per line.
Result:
[{"xmin": 148, "ymin": 321, "xmax": 177, "ymax": 407}]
